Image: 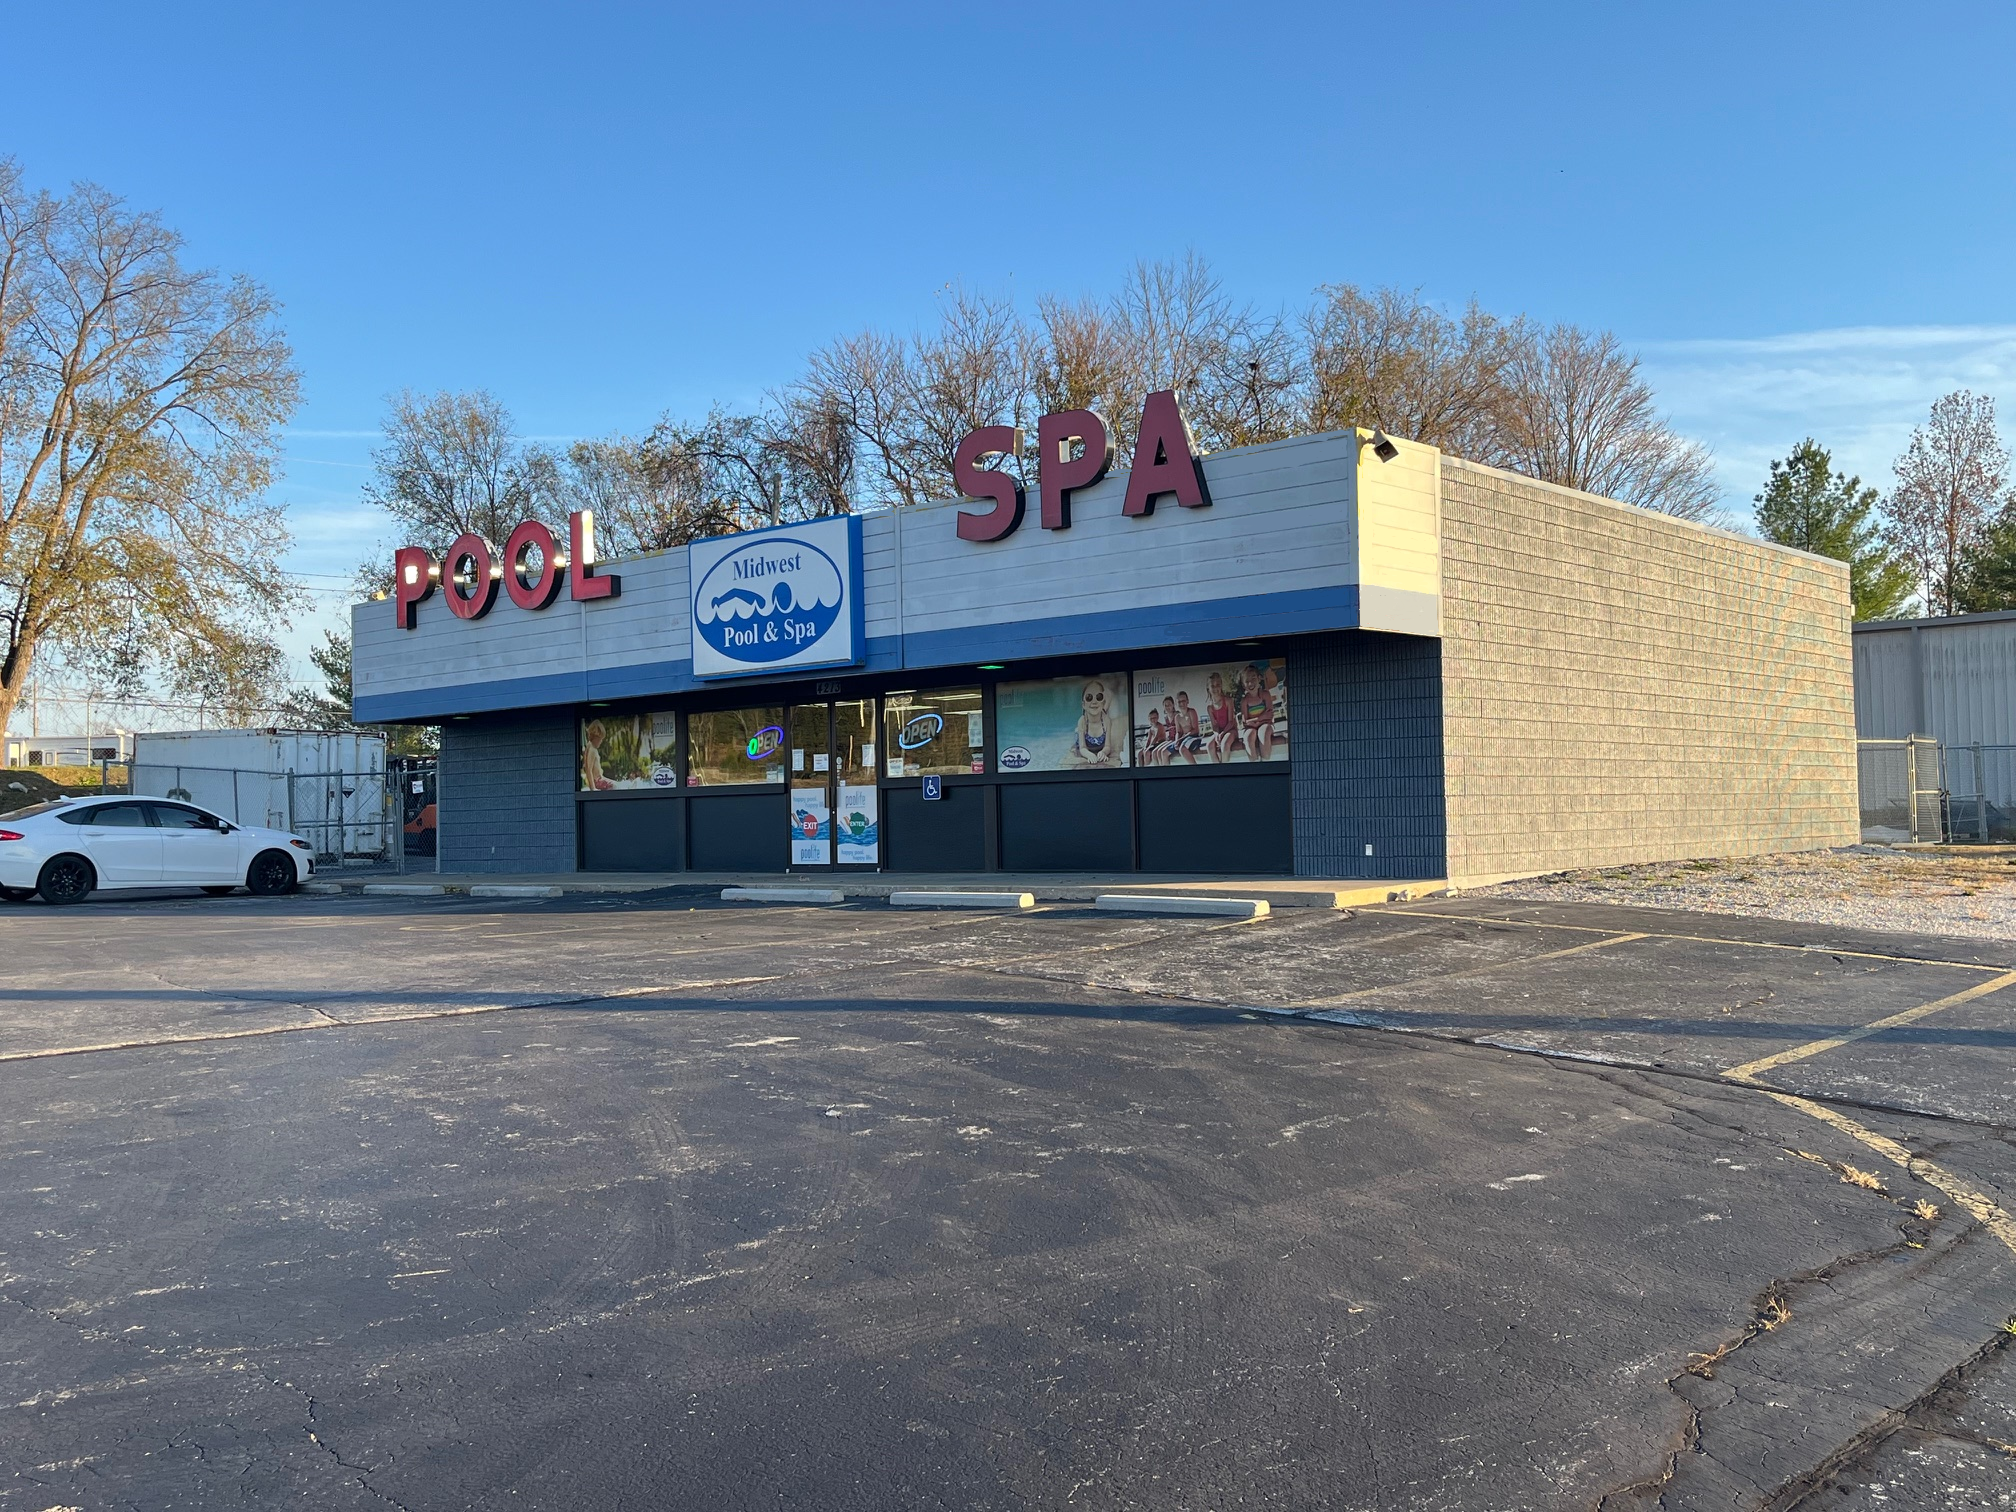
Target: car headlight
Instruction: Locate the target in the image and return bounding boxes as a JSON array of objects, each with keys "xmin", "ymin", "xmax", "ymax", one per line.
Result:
[{"xmin": 289, "ymin": 838, "xmax": 312, "ymax": 850}]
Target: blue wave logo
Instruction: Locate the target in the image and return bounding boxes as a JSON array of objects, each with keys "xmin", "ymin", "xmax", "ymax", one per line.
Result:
[{"xmin": 693, "ymin": 536, "xmax": 845, "ymax": 665}]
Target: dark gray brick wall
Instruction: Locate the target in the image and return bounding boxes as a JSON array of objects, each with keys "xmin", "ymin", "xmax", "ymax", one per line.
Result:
[
  {"xmin": 1291, "ymin": 631, "xmax": 1447, "ymax": 880},
  {"xmin": 439, "ymin": 711, "xmax": 579, "ymax": 873}
]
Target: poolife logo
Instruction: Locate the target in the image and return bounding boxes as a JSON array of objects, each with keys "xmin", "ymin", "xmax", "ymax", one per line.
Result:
[{"xmin": 693, "ymin": 536, "xmax": 845, "ymax": 666}]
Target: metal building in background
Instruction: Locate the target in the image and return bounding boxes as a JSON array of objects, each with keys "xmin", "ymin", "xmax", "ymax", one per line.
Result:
[{"xmin": 1854, "ymin": 611, "xmax": 2016, "ymax": 840}]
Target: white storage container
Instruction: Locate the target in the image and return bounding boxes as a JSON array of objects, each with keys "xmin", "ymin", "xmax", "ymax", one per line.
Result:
[{"xmin": 131, "ymin": 729, "xmax": 389, "ymax": 858}]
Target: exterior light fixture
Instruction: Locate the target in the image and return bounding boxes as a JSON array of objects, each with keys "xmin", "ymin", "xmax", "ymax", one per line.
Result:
[{"xmin": 1368, "ymin": 429, "xmax": 1399, "ymax": 463}]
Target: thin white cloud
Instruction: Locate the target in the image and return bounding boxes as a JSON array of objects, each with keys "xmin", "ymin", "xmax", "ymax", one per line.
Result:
[{"xmin": 1640, "ymin": 324, "xmax": 2016, "ymax": 521}]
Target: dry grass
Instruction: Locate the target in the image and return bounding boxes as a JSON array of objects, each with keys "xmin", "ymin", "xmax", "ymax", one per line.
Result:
[
  {"xmin": 1686, "ymin": 1290, "xmax": 1792, "ymax": 1379},
  {"xmin": 1487, "ymin": 846, "xmax": 2016, "ymax": 943},
  {"xmin": 1913, "ymin": 1199, "xmax": 1942, "ymax": 1222},
  {"xmin": 1839, "ymin": 1164, "xmax": 1886, "ymax": 1193}
]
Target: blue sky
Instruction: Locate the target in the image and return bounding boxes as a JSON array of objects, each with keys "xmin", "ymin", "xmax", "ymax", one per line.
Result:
[{"xmin": 4, "ymin": 1, "xmax": 2014, "ymax": 688}]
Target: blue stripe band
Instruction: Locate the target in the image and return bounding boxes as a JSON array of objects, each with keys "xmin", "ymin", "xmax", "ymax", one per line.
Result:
[{"xmin": 353, "ymin": 584, "xmax": 1366, "ymax": 723}]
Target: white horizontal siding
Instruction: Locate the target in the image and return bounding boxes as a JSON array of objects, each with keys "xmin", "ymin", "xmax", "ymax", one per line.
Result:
[{"xmin": 352, "ymin": 428, "xmax": 1368, "ymax": 710}]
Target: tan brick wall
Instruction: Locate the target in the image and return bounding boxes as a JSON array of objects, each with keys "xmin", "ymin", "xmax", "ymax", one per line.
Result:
[{"xmin": 1439, "ymin": 458, "xmax": 1859, "ymax": 886}]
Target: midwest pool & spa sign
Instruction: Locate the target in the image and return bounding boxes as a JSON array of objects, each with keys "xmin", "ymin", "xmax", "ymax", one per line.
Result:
[{"xmin": 689, "ymin": 515, "xmax": 864, "ymax": 679}]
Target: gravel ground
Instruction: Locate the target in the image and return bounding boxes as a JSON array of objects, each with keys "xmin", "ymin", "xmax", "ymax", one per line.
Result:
[{"xmin": 1481, "ymin": 844, "xmax": 2016, "ymax": 942}]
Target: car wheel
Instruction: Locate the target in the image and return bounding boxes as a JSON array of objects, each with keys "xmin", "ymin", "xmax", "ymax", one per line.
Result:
[
  {"xmin": 246, "ymin": 849, "xmax": 299, "ymax": 897},
  {"xmin": 36, "ymin": 854, "xmax": 96, "ymax": 905},
  {"xmin": 201, "ymin": 885, "xmax": 237, "ymax": 897},
  {"xmin": 0, "ymin": 885, "xmax": 34, "ymax": 903}
]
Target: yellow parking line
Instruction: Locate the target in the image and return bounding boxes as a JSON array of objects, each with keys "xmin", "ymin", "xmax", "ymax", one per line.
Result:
[
  {"xmin": 1385, "ymin": 908, "xmax": 2008, "ymax": 973},
  {"xmin": 1723, "ymin": 969, "xmax": 2016, "ymax": 1085},
  {"xmin": 1299, "ymin": 931, "xmax": 1648, "ymax": 1007},
  {"xmin": 1757, "ymin": 1089, "xmax": 2016, "ymax": 1259}
]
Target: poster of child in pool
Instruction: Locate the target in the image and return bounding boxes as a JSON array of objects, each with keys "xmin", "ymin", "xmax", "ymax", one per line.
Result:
[
  {"xmin": 579, "ymin": 713, "xmax": 680, "ymax": 790},
  {"xmin": 993, "ymin": 674, "xmax": 1132, "ymax": 771},
  {"xmin": 1132, "ymin": 659, "xmax": 1288, "ymax": 765}
]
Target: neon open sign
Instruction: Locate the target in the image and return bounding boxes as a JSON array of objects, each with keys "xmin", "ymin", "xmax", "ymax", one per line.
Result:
[
  {"xmin": 897, "ymin": 713, "xmax": 943, "ymax": 750},
  {"xmin": 745, "ymin": 726, "xmax": 784, "ymax": 761}
]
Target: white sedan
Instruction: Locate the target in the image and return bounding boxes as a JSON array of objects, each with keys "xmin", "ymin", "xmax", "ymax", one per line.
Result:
[{"xmin": 0, "ymin": 795, "xmax": 316, "ymax": 904}]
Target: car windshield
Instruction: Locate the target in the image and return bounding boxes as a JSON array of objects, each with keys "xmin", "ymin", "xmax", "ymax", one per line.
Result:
[{"xmin": 0, "ymin": 799, "xmax": 72, "ymax": 820}]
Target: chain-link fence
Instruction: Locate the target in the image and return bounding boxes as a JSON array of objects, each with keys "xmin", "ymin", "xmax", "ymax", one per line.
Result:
[
  {"xmin": 127, "ymin": 761, "xmax": 395, "ymax": 867},
  {"xmin": 1857, "ymin": 737, "xmax": 1947, "ymax": 843},
  {"xmin": 1856, "ymin": 737, "xmax": 2016, "ymax": 843},
  {"xmin": 1933, "ymin": 742, "xmax": 2016, "ymax": 843}
]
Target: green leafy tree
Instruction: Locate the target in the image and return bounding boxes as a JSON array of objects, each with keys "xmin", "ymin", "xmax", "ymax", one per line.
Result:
[{"xmin": 1755, "ymin": 439, "xmax": 1915, "ymax": 620}]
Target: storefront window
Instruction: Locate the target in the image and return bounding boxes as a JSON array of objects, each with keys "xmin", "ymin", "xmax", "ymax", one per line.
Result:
[
  {"xmin": 687, "ymin": 707, "xmax": 787, "ymax": 786},
  {"xmin": 580, "ymin": 712, "xmax": 679, "ymax": 791},
  {"xmin": 994, "ymin": 673, "xmax": 1131, "ymax": 772},
  {"xmin": 1131, "ymin": 657, "xmax": 1289, "ymax": 766},
  {"xmin": 883, "ymin": 687, "xmax": 984, "ymax": 777}
]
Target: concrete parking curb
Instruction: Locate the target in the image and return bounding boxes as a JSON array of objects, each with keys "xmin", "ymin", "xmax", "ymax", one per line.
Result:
[
  {"xmin": 299, "ymin": 882, "xmax": 345, "ymax": 895},
  {"xmin": 1094, "ymin": 894, "xmax": 1269, "ymax": 919},
  {"xmin": 722, "ymin": 886, "xmax": 846, "ymax": 904},
  {"xmin": 362, "ymin": 883, "xmax": 447, "ymax": 897},
  {"xmin": 470, "ymin": 885, "xmax": 565, "ymax": 899},
  {"xmin": 888, "ymin": 891, "xmax": 1036, "ymax": 909}
]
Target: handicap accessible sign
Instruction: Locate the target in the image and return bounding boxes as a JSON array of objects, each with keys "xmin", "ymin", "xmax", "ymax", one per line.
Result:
[{"xmin": 689, "ymin": 515, "xmax": 864, "ymax": 679}]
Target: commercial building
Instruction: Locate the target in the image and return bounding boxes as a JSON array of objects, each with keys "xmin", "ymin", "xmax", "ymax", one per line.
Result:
[
  {"xmin": 1853, "ymin": 609, "xmax": 2016, "ymax": 839},
  {"xmin": 351, "ymin": 414, "xmax": 1859, "ymax": 885},
  {"xmin": 2, "ymin": 730, "xmax": 133, "ymax": 767}
]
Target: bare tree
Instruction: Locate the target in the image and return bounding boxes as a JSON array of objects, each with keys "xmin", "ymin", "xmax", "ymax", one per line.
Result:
[
  {"xmin": 1884, "ymin": 390, "xmax": 2010, "ymax": 616},
  {"xmin": 905, "ymin": 288, "xmax": 1029, "ymax": 491},
  {"xmin": 363, "ymin": 389, "xmax": 545, "ymax": 546},
  {"xmin": 0, "ymin": 159, "xmax": 301, "ymax": 735},
  {"xmin": 1304, "ymin": 286, "xmax": 1522, "ymax": 459},
  {"xmin": 797, "ymin": 328, "xmax": 929, "ymax": 508},
  {"xmin": 1494, "ymin": 324, "xmax": 1721, "ymax": 522},
  {"xmin": 763, "ymin": 390, "xmax": 855, "ymax": 517},
  {"xmin": 1109, "ymin": 254, "xmax": 1299, "ymax": 454},
  {"xmin": 1029, "ymin": 257, "xmax": 1299, "ymax": 458},
  {"xmin": 1113, "ymin": 254, "xmax": 1231, "ymax": 401},
  {"xmin": 546, "ymin": 434, "xmax": 727, "ymax": 557},
  {"xmin": 1029, "ymin": 294, "xmax": 1130, "ymax": 421},
  {"xmin": 796, "ymin": 290, "xmax": 1027, "ymax": 508}
]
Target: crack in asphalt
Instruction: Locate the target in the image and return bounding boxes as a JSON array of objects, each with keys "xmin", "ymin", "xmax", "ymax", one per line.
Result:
[
  {"xmin": 1591, "ymin": 1222, "xmax": 1957, "ymax": 1510},
  {"xmin": 1765, "ymin": 1316, "xmax": 2016, "ymax": 1510},
  {"xmin": 257, "ymin": 1366, "xmax": 417, "ymax": 1512}
]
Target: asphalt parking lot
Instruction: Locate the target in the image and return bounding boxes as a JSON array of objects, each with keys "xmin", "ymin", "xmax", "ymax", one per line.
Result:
[{"xmin": 3, "ymin": 889, "xmax": 2015, "ymax": 1511}]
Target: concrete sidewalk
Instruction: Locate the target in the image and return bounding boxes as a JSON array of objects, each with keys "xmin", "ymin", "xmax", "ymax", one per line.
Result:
[{"xmin": 340, "ymin": 870, "xmax": 1448, "ymax": 910}]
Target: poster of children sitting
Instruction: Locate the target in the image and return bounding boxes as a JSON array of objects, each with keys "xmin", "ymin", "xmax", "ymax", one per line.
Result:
[{"xmin": 1131, "ymin": 659, "xmax": 1288, "ymax": 766}]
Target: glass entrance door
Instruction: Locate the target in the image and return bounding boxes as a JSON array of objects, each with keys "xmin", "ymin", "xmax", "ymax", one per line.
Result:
[
  {"xmin": 788, "ymin": 704, "xmax": 833, "ymax": 867},
  {"xmin": 831, "ymin": 699, "xmax": 879, "ymax": 866},
  {"xmin": 786, "ymin": 701, "xmax": 881, "ymax": 870}
]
